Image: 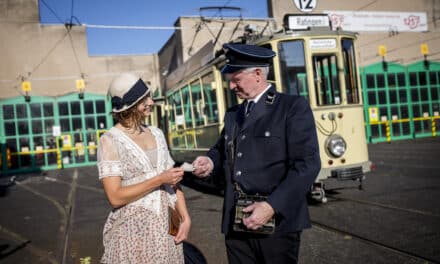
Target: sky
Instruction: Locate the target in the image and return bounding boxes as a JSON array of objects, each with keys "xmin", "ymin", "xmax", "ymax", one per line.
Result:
[{"xmin": 39, "ymin": 0, "xmax": 268, "ymax": 56}]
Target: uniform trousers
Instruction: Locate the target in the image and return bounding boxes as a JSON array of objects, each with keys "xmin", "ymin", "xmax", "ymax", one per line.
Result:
[{"xmin": 225, "ymin": 231, "xmax": 301, "ymax": 264}]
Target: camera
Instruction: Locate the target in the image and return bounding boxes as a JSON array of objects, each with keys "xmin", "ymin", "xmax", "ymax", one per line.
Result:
[{"xmin": 233, "ymin": 193, "xmax": 275, "ymax": 234}]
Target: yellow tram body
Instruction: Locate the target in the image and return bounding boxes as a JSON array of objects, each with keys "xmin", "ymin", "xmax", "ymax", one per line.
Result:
[{"xmin": 161, "ymin": 14, "xmax": 372, "ymax": 197}]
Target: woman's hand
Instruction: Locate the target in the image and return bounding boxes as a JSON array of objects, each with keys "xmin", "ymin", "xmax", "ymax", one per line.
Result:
[
  {"xmin": 159, "ymin": 167, "xmax": 184, "ymax": 186},
  {"xmin": 174, "ymin": 216, "xmax": 191, "ymax": 244}
]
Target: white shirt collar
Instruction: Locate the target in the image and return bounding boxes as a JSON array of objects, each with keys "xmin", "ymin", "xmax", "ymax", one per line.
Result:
[{"xmin": 249, "ymin": 84, "xmax": 272, "ymax": 104}]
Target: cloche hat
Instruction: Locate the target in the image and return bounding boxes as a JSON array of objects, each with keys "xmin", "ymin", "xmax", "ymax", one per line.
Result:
[
  {"xmin": 221, "ymin": 43, "xmax": 276, "ymax": 74},
  {"xmin": 108, "ymin": 72, "xmax": 150, "ymax": 113}
]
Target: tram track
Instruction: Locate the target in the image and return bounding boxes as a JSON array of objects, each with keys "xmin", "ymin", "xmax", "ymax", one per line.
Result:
[
  {"xmin": 311, "ymin": 194, "xmax": 440, "ymax": 263},
  {"xmin": 311, "ymin": 220, "xmax": 439, "ymax": 264},
  {"xmin": 326, "ymin": 194, "xmax": 440, "ymax": 218}
]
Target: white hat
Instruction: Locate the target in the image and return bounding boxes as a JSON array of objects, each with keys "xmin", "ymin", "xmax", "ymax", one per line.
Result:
[{"xmin": 108, "ymin": 72, "xmax": 150, "ymax": 113}]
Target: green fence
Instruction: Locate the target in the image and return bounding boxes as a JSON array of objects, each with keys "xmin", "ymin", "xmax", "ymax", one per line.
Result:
[{"xmin": 362, "ymin": 61, "xmax": 440, "ymax": 143}]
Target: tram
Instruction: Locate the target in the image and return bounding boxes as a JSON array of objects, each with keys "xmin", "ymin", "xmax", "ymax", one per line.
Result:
[{"xmin": 161, "ymin": 14, "xmax": 373, "ymax": 202}]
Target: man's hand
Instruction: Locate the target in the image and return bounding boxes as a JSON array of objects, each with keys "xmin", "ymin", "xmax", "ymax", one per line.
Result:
[
  {"xmin": 192, "ymin": 156, "xmax": 214, "ymax": 177},
  {"xmin": 242, "ymin": 201, "xmax": 275, "ymax": 230}
]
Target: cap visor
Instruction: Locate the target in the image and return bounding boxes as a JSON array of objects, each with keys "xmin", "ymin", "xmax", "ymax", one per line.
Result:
[{"xmin": 221, "ymin": 65, "xmax": 247, "ymax": 74}]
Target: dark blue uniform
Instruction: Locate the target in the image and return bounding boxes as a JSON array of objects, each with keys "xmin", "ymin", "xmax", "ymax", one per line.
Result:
[{"xmin": 208, "ymin": 86, "xmax": 321, "ymax": 235}]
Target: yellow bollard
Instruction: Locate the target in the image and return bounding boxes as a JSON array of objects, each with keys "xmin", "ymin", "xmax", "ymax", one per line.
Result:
[
  {"xmin": 386, "ymin": 122, "xmax": 391, "ymax": 142},
  {"xmin": 433, "ymin": 118, "xmax": 436, "ymax": 137}
]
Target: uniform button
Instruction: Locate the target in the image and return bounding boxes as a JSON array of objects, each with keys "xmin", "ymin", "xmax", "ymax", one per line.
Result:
[
  {"xmin": 236, "ymin": 171, "xmax": 242, "ymax": 176},
  {"xmin": 237, "ymin": 152, "xmax": 242, "ymax": 158},
  {"xmin": 241, "ymin": 135, "xmax": 246, "ymax": 140}
]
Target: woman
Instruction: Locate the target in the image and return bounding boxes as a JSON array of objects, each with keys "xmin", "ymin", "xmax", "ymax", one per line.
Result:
[{"xmin": 97, "ymin": 73, "xmax": 190, "ymax": 263}]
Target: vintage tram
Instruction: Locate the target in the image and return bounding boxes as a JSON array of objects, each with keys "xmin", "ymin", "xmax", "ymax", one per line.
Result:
[{"xmin": 160, "ymin": 14, "xmax": 373, "ymax": 202}]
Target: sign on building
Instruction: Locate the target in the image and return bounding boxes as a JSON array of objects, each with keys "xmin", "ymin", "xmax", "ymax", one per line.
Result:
[{"xmin": 325, "ymin": 11, "xmax": 428, "ymax": 32}]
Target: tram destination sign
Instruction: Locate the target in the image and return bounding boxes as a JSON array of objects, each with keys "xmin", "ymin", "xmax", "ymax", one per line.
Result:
[{"xmin": 284, "ymin": 14, "xmax": 330, "ymax": 30}]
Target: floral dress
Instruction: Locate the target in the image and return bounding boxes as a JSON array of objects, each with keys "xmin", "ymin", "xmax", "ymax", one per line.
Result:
[{"xmin": 97, "ymin": 126, "xmax": 184, "ymax": 264}]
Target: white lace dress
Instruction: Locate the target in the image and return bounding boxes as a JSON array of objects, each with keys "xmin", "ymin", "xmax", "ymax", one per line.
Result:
[{"xmin": 97, "ymin": 126, "xmax": 184, "ymax": 264}]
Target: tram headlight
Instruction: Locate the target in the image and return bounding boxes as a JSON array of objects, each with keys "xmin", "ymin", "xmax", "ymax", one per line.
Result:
[{"xmin": 325, "ymin": 134, "xmax": 346, "ymax": 158}]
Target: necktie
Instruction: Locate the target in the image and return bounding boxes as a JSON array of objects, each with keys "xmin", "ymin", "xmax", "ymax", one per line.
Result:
[{"xmin": 245, "ymin": 101, "xmax": 255, "ymax": 117}]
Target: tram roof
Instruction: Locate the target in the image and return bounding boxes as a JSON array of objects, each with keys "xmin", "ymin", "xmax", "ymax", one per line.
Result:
[{"xmin": 163, "ymin": 27, "xmax": 358, "ymax": 94}]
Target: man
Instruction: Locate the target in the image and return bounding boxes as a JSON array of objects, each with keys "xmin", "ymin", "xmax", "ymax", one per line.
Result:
[{"xmin": 192, "ymin": 43, "xmax": 320, "ymax": 264}]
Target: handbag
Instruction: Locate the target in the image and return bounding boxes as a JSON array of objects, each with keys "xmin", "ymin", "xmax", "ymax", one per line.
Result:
[{"xmin": 168, "ymin": 206, "xmax": 182, "ymax": 236}]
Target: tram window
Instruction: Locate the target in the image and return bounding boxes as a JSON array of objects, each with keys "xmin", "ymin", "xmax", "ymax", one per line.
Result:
[
  {"xmin": 312, "ymin": 54, "xmax": 341, "ymax": 106},
  {"xmin": 173, "ymin": 91, "xmax": 184, "ymax": 129},
  {"xmin": 166, "ymin": 94, "xmax": 176, "ymax": 129},
  {"xmin": 3, "ymin": 105, "xmax": 14, "ymax": 119},
  {"xmin": 341, "ymin": 39, "xmax": 359, "ymax": 104},
  {"xmin": 5, "ymin": 122, "xmax": 16, "ymax": 136},
  {"xmin": 96, "ymin": 100, "xmax": 106, "ymax": 114},
  {"xmin": 202, "ymin": 73, "xmax": 219, "ymax": 124},
  {"xmin": 59, "ymin": 102, "xmax": 69, "ymax": 116},
  {"xmin": 16, "ymin": 104, "xmax": 27, "ymax": 118},
  {"xmin": 190, "ymin": 80, "xmax": 204, "ymax": 126},
  {"xmin": 84, "ymin": 101, "xmax": 94, "ymax": 113},
  {"xmin": 278, "ymin": 40, "xmax": 308, "ymax": 97},
  {"xmin": 259, "ymin": 44, "xmax": 275, "ymax": 81},
  {"xmin": 43, "ymin": 103, "xmax": 54, "ymax": 117},
  {"xmin": 32, "ymin": 120, "xmax": 43, "ymax": 134},
  {"xmin": 181, "ymin": 86, "xmax": 193, "ymax": 127},
  {"xmin": 31, "ymin": 103, "xmax": 42, "ymax": 118}
]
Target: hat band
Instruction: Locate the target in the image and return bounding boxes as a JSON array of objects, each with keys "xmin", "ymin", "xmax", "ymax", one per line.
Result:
[{"xmin": 111, "ymin": 79, "xmax": 149, "ymax": 111}]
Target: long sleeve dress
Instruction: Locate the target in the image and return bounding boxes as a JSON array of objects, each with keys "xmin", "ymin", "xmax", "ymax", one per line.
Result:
[{"xmin": 97, "ymin": 126, "xmax": 184, "ymax": 264}]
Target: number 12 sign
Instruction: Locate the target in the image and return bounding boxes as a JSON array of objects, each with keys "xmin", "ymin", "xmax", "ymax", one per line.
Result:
[{"xmin": 293, "ymin": 0, "xmax": 317, "ymax": 12}]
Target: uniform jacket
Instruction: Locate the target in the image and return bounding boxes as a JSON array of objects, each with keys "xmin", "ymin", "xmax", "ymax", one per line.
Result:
[{"xmin": 207, "ymin": 86, "xmax": 321, "ymax": 235}]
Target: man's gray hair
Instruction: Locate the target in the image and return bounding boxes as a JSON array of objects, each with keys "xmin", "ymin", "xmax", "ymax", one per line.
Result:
[{"xmin": 243, "ymin": 67, "xmax": 269, "ymax": 79}]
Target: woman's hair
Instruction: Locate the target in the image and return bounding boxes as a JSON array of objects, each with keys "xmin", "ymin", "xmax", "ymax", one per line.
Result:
[{"xmin": 112, "ymin": 96, "xmax": 146, "ymax": 130}]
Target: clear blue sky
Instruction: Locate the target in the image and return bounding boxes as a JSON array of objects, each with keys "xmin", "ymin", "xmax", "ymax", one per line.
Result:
[{"xmin": 39, "ymin": 0, "xmax": 268, "ymax": 56}]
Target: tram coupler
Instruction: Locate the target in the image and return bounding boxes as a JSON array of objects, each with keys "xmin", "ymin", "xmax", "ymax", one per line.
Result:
[{"xmin": 310, "ymin": 182, "xmax": 328, "ymax": 203}]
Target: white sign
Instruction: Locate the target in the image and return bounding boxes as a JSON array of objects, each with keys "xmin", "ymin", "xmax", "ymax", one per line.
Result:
[
  {"xmin": 293, "ymin": 0, "xmax": 317, "ymax": 13},
  {"xmin": 53, "ymin": 125, "xmax": 61, "ymax": 136},
  {"xmin": 325, "ymin": 11, "xmax": 428, "ymax": 32},
  {"xmin": 310, "ymin": 39, "xmax": 336, "ymax": 50},
  {"xmin": 287, "ymin": 15, "xmax": 330, "ymax": 30},
  {"xmin": 176, "ymin": 115, "xmax": 185, "ymax": 126}
]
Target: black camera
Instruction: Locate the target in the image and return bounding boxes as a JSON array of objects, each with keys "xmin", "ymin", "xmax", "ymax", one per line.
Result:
[{"xmin": 233, "ymin": 193, "xmax": 275, "ymax": 234}]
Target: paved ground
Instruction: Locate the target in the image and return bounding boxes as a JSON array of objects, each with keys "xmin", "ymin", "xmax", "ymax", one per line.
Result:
[{"xmin": 0, "ymin": 137, "xmax": 439, "ymax": 264}]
